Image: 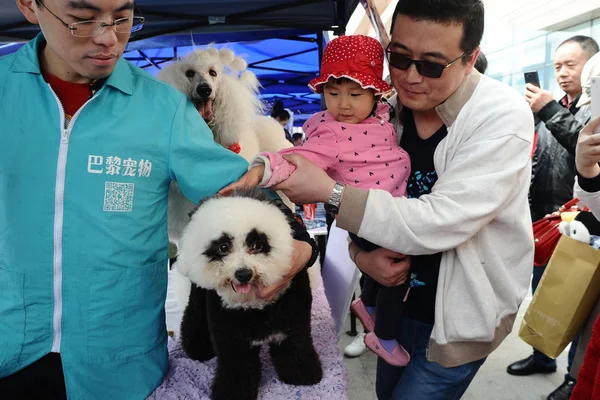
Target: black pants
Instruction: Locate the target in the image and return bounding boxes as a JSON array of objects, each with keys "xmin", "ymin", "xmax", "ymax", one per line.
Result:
[
  {"xmin": 0, "ymin": 353, "xmax": 67, "ymax": 400},
  {"xmin": 350, "ymin": 233, "xmax": 409, "ymax": 341}
]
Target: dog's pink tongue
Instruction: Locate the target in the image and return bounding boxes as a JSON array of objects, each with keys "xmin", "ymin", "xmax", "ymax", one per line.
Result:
[
  {"xmin": 233, "ymin": 283, "xmax": 252, "ymax": 294},
  {"xmin": 197, "ymin": 100, "xmax": 213, "ymax": 121}
]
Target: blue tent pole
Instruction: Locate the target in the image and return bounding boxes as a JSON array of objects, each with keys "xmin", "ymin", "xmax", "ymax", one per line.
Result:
[{"xmin": 317, "ymin": 31, "xmax": 327, "ymax": 112}]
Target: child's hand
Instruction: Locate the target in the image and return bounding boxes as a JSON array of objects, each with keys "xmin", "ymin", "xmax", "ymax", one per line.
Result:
[{"xmin": 218, "ymin": 165, "xmax": 265, "ymax": 196}]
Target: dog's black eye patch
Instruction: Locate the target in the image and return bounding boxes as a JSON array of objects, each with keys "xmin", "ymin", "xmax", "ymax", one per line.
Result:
[
  {"xmin": 203, "ymin": 233, "xmax": 234, "ymax": 261},
  {"xmin": 185, "ymin": 69, "xmax": 195, "ymax": 78},
  {"xmin": 245, "ymin": 229, "xmax": 271, "ymax": 255}
]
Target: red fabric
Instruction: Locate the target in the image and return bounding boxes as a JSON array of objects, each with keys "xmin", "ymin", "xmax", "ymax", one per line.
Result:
[
  {"xmin": 42, "ymin": 70, "xmax": 91, "ymax": 119},
  {"xmin": 532, "ymin": 198, "xmax": 581, "ymax": 266},
  {"xmin": 227, "ymin": 142, "xmax": 241, "ymax": 154},
  {"xmin": 308, "ymin": 35, "xmax": 392, "ymax": 96},
  {"xmin": 572, "ymin": 315, "xmax": 600, "ymax": 400}
]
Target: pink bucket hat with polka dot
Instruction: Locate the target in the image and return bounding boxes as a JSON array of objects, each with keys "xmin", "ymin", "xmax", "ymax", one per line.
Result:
[{"xmin": 309, "ymin": 34, "xmax": 392, "ymax": 96}]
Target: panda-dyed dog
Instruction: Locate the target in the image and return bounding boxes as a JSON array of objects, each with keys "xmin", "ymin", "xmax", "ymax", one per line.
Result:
[{"xmin": 176, "ymin": 188, "xmax": 323, "ymax": 400}]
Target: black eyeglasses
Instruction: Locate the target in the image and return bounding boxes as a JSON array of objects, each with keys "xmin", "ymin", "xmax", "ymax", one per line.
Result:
[
  {"xmin": 386, "ymin": 48, "xmax": 470, "ymax": 79},
  {"xmin": 37, "ymin": 1, "xmax": 145, "ymax": 38}
]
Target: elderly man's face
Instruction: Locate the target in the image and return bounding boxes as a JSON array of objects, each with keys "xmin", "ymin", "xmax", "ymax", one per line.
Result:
[
  {"xmin": 554, "ymin": 41, "xmax": 590, "ymax": 98},
  {"xmin": 388, "ymin": 15, "xmax": 479, "ymax": 112},
  {"xmin": 18, "ymin": 0, "xmax": 134, "ymax": 82}
]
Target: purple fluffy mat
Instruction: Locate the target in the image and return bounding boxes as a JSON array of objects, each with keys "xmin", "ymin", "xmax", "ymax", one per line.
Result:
[{"xmin": 149, "ymin": 277, "xmax": 348, "ymax": 400}]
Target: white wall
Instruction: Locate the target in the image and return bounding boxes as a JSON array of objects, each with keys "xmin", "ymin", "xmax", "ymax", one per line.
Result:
[{"xmin": 483, "ymin": 0, "xmax": 600, "ymax": 31}]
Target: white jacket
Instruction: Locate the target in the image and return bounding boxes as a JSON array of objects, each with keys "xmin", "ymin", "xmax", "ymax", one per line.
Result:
[
  {"xmin": 575, "ymin": 177, "xmax": 600, "ymax": 217},
  {"xmin": 337, "ymin": 71, "xmax": 535, "ymax": 367}
]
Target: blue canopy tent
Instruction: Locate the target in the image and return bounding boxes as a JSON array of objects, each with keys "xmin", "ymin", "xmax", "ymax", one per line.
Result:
[{"xmin": 0, "ymin": 0, "xmax": 360, "ymax": 123}]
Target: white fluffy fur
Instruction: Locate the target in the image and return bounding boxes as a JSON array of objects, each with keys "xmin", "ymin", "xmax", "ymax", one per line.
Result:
[
  {"xmin": 157, "ymin": 45, "xmax": 292, "ymax": 160},
  {"xmin": 159, "ymin": 46, "xmax": 297, "ymax": 313},
  {"xmin": 158, "ymin": 46, "xmax": 294, "ymax": 245},
  {"xmin": 177, "ymin": 196, "xmax": 294, "ymax": 309}
]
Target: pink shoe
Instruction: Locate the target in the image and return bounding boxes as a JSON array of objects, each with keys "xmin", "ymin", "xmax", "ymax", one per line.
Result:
[
  {"xmin": 364, "ymin": 332, "xmax": 410, "ymax": 367},
  {"xmin": 351, "ymin": 298, "xmax": 375, "ymax": 332}
]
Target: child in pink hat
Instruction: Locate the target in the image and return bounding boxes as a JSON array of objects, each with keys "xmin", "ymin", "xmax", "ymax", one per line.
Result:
[{"xmin": 221, "ymin": 34, "xmax": 411, "ymax": 367}]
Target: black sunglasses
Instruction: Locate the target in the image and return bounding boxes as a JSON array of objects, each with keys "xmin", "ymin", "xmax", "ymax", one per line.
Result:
[{"xmin": 386, "ymin": 48, "xmax": 471, "ymax": 79}]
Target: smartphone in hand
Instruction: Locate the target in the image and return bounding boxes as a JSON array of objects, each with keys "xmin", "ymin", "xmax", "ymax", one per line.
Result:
[{"xmin": 524, "ymin": 71, "xmax": 541, "ymax": 88}]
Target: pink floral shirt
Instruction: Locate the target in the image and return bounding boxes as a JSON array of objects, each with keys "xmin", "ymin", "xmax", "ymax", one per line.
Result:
[{"xmin": 260, "ymin": 103, "xmax": 411, "ymax": 197}]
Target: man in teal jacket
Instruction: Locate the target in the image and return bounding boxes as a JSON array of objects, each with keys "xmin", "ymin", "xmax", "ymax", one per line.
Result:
[{"xmin": 0, "ymin": 0, "xmax": 312, "ymax": 398}]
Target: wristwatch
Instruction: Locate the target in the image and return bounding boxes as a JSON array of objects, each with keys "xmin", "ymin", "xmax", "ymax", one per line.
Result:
[{"xmin": 324, "ymin": 182, "xmax": 345, "ymax": 215}]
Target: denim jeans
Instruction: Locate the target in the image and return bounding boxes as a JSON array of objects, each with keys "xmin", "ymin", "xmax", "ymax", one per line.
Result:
[
  {"xmin": 532, "ymin": 264, "xmax": 579, "ymax": 377},
  {"xmin": 375, "ymin": 316, "xmax": 486, "ymax": 400}
]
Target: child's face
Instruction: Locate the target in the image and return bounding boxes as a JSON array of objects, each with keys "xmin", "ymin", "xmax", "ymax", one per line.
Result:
[{"xmin": 323, "ymin": 80, "xmax": 376, "ymax": 124}]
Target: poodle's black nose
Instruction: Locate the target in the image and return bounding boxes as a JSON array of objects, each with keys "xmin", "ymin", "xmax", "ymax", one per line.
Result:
[
  {"xmin": 234, "ymin": 268, "xmax": 253, "ymax": 283},
  {"xmin": 196, "ymin": 84, "xmax": 212, "ymax": 99}
]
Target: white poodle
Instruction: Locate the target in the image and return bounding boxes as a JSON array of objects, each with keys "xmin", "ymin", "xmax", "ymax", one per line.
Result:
[{"xmin": 158, "ymin": 46, "xmax": 293, "ymax": 246}]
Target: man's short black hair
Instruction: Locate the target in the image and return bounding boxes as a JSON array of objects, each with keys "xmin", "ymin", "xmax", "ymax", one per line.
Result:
[
  {"xmin": 474, "ymin": 51, "xmax": 487, "ymax": 74},
  {"xmin": 390, "ymin": 0, "xmax": 485, "ymax": 56},
  {"xmin": 557, "ymin": 35, "xmax": 599, "ymax": 58}
]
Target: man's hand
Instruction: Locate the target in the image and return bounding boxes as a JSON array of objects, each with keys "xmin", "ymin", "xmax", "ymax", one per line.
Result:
[
  {"xmin": 355, "ymin": 247, "xmax": 410, "ymax": 288},
  {"xmin": 219, "ymin": 165, "xmax": 265, "ymax": 196},
  {"xmin": 257, "ymin": 239, "xmax": 312, "ymax": 301},
  {"xmin": 576, "ymin": 117, "xmax": 600, "ymax": 179},
  {"xmin": 271, "ymin": 154, "xmax": 335, "ymax": 204},
  {"xmin": 524, "ymin": 84, "xmax": 554, "ymax": 113}
]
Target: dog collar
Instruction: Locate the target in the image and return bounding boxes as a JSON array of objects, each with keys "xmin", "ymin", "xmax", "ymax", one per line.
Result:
[
  {"xmin": 227, "ymin": 142, "xmax": 241, "ymax": 154},
  {"xmin": 303, "ymin": 238, "xmax": 319, "ymax": 271}
]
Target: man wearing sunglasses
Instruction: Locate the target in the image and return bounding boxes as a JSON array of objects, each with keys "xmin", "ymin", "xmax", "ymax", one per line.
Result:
[
  {"xmin": 271, "ymin": 0, "xmax": 534, "ymax": 398},
  {"xmin": 0, "ymin": 0, "xmax": 313, "ymax": 399}
]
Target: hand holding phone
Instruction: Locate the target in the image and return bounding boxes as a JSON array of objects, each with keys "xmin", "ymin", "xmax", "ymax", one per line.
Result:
[{"xmin": 524, "ymin": 71, "xmax": 541, "ymax": 88}]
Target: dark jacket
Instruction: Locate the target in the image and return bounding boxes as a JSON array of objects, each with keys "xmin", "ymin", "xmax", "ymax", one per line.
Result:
[{"xmin": 529, "ymin": 94, "xmax": 591, "ymax": 221}]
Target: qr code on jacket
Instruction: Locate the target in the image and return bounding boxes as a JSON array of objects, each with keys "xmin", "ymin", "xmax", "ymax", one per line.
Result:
[{"xmin": 103, "ymin": 182, "xmax": 134, "ymax": 212}]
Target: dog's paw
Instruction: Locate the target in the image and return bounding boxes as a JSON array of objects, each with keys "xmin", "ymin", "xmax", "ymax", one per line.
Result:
[
  {"xmin": 271, "ymin": 343, "xmax": 323, "ymax": 386},
  {"xmin": 212, "ymin": 376, "xmax": 259, "ymax": 400},
  {"xmin": 276, "ymin": 362, "xmax": 323, "ymax": 386}
]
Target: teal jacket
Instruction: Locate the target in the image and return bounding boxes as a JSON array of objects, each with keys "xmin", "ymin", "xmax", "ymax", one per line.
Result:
[{"xmin": 0, "ymin": 34, "xmax": 248, "ymax": 398}]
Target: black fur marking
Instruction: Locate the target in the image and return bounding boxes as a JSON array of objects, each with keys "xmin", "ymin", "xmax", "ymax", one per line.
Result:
[
  {"xmin": 245, "ymin": 229, "xmax": 271, "ymax": 255},
  {"xmin": 203, "ymin": 233, "xmax": 234, "ymax": 262}
]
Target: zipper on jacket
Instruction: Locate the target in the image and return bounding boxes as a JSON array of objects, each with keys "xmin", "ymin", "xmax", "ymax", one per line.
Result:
[{"xmin": 48, "ymin": 85, "xmax": 100, "ymax": 353}]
